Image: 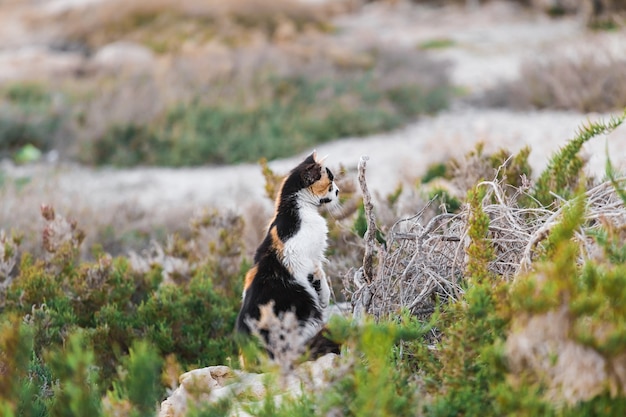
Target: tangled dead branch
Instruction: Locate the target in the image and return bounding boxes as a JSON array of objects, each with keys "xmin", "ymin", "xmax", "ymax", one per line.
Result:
[{"xmin": 346, "ymin": 159, "xmax": 626, "ymax": 322}]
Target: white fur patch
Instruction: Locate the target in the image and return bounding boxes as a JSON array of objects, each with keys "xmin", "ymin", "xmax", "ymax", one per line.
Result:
[{"xmin": 281, "ymin": 193, "xmax": 330, "ymax": 306}]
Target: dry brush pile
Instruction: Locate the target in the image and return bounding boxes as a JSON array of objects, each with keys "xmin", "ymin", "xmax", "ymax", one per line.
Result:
[{"xmin": 347, "ymin": 162, "xmax": 626, "ymax": 322}]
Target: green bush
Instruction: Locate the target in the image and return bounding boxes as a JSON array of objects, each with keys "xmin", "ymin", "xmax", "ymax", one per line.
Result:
[
  {"xmin": 0, "ymin": 207, "xmax": 245, "ymax": 416},
  {"xmin": 137, "ymin": 270, "xmax": 239, "ymax": 365},
  {"xmin": 0, "ymin": 82, "xmax": 62, "ymax": 160},
  {"xmin": 5, "ymin": 83, "xmax": 52, "ymax": 107},
  {"xmin": 89, "ymin": 75, "xmax": 451, "ymax": 167},
  {"xmin": 322, "ymin": 315, "xmax": 428, "ymax": 417},
  {"xmin": 104, "ymin": 340, "xmax": 163, "ymax": 417},
  {"xmin": 426, "ymin": 187, "xmax": 461, "ymax": 213},
  {"xmin": 47, "ymin": 332, "xmax": 102, "ymax": 417}
]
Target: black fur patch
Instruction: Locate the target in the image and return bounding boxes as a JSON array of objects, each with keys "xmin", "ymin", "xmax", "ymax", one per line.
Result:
[
  {"xmin": 236, "ymin": 253, "xmax": 321, "ymax": 336},
  {"xmin": 307, "ymin": 327, "xmax": 341, "ymax": 358},
  {"xmin": 308, "ymin": 273, "xmax": 321, "ymax": 293},
  {"xmin": 326, "ymin": 167, "xmax": 334, "ymax": 181},
  {"xmin": 319, "ymin": 197, "xmax": 332, "ymax": 205}
]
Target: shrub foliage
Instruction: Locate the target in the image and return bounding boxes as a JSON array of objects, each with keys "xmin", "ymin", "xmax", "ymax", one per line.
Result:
[{"xmin": 0, "ymin": 208, "xmax": 244, "ymax": 416}]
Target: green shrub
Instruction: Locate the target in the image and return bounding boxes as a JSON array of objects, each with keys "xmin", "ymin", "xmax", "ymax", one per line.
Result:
[
  {"xmin": 90, "ymin": 74, "xmax": 451, "ymax": 166},
  {"xmin": 0, "ymin": 115, "xmax": 60, "ymax": 159},
  {"xmin": 5, "ymin": 83, "xmax": 52, "ymax": 107},
  {"xmin": 0, "ymin": 207, "xmax": 244, "ymax": 416},
  {"xmin": 417, "ymin": 38, "xmax": 456, "ymax": 50},
  {"xmin": 533, "ymin": 112, "xmax": 625, "ymax": 206},
  {"xmin": 421, "ymin": 162, "xmax": 448, "ymax": 184},
  {"xmin": 107, "ymin": 340, "xmax": 163, "ymax": 417},
  {"xmin": 426, "ymin": 187, "xmax": 461, "ymax": 213},
  {"xmin": 138, "ymin": 270, "xmax": 239, "ymax": 366},
  {"xmin": 0, "ymin": 82, "xmax": 62, "ymax": 160},
  {"xmin": 323, "ymin": 315, "xmax": 427, "ymax": 417},
  {"xmin": 91, "ymin": 124, "xmax": 163, "ymax": 167},
  {"xmin": 47, "ymin": 332, "xmax": 102, "ymax": 417}
]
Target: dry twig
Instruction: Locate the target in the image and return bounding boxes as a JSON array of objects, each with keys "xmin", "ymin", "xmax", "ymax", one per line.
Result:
[{"xmin": 358, "ymin": 156, "xmax": 380, "ymax": 284}]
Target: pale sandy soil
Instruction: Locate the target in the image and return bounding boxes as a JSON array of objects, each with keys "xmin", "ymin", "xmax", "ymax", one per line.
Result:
[{"xmin": 1, "ymin": 0, "xmax": 626, "ymax": 253}]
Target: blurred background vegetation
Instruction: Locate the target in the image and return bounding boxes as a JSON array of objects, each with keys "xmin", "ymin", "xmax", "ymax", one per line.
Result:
[
  {"xmin": 0, "ymin": 0, "xmax": 456, "ymax": 166},
  {"xmin": 0, "ymin": 0, "xmax": 624, "ymax": 166}
]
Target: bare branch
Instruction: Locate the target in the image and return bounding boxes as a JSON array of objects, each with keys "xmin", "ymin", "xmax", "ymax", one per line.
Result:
[{"xmin": 358, "ymin": 156, "xmax": 380, "ymax": 284}]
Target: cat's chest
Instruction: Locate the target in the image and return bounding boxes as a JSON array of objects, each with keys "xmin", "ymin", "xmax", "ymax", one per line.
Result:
[{"xmin": 282, "ymin": 209, "xmax": 328, "ymax": 274}]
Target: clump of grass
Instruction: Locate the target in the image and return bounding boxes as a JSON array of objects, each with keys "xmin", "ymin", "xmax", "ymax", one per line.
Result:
[
  {"xmin": 5, "ymin": 83, "xmax": 51, "ymax": 107},
  {"xmin": 532, "ymin": 111, "xmax": 625, "ymax": 206},
  {"xmin": 420, "ymin": 162, "xmax": 448, "ymax": 184},
  {"xmin": 417, "ymin": 37, "xmax": 456, "ymax": 50},
  {"xmin": 0, "ymin": 82, "xmax": 64, "ymax": 160},
  {"xmin": 427, "ymin": 187, "xmax": 462, "ymax": 214}
]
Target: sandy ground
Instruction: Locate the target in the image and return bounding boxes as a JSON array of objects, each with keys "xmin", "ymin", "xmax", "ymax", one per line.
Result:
[{"xmin": 2, "ymin": 1, "xmax": 626, "ymax": 250}]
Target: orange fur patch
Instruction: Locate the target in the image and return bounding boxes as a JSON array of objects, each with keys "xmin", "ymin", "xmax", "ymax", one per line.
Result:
[
  {"xmin": 270, "ymin": 226, "xmax": 285, "ymax": 256},
  {"xmin": 243, "ymin": 265, "xmax": 258, "ymax": 291},
  {"xmin": 309, "ymin": 170, "xmax": 331, "ymax": 196}
]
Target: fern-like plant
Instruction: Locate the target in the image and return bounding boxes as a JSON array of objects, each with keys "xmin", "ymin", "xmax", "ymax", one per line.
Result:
[{"xmin": 533, "ymin": 111, "xmax": 626, "ymax": 206}]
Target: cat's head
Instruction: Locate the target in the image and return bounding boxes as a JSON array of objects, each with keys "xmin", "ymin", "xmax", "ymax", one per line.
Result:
[{"xmin": 282, "ymin": 151, "xmax": 340, "ymax": 208}]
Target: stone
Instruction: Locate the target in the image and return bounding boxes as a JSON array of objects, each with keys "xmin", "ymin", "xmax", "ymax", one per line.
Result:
[{"xmin": 159, "ymin": 353, "xmax": 340, "ymax": 417}]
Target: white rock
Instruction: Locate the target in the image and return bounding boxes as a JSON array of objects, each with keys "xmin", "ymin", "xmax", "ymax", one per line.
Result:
[{"xmin": 159, "ymin": 353, "xmax": 340, "ymax": 417}]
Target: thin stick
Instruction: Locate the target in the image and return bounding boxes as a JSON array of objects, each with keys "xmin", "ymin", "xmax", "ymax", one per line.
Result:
[{"xmin": 358, "ymin": 156, "xmax": 379, "ymax": 284}]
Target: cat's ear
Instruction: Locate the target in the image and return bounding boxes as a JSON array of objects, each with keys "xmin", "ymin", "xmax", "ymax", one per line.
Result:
[
  {"xmin": 301, "ymin": 163, "xmax": 322, "ymax": 186},
  {"xmin": 308, "ymin": 150, "xmax": 328, "ymax": 164},
  {"xmin": 303, "ymin": 151, "xmax": 317, "ymax": 165}
]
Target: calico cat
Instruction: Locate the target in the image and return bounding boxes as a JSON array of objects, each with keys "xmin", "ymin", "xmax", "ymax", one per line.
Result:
[{"xmin": 236, "ymin": 152, "xmax": 340, "ymax": 357}]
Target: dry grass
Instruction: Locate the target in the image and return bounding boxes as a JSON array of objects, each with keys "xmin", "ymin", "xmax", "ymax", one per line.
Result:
[
  {"xmin": 479, "ymin": 48, "xmax": 626, "ymax": 112},
  {"xmin": 42, "ymin": 0, "xmax": 332, "ymax": 53},
  {"xmin": 0, "ymin": 174, "xmax": 195, "ymax": 260}
]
